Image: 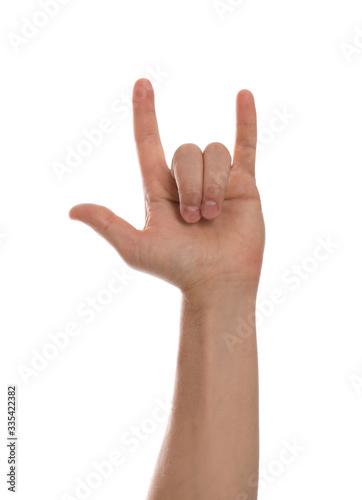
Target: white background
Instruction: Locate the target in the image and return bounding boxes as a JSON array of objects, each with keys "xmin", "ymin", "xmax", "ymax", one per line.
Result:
[{"xmin": 1, "ymin": 0, "xmax": 362, "ymax": 498}]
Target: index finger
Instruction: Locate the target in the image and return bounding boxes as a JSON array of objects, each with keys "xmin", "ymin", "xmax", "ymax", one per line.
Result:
[
  {"xmin": 232, "ymin": 89, "xmax": 257, "ymax": 176},
  {"xmin": 132, "ymin": 79, "xmax": 168, "ymax": 197}
]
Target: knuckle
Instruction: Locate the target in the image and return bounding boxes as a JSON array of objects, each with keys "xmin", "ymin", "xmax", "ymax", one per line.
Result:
[
  {"xmin": 215, "ymin": 170, "xmax": 230, "ymax": 186},
  {"xmin": 236, "ymin": 138, "xmax": 256, "ymax": 151},
  {"xmin": 103, "ymin": 211, "xmax": 117, "ymax": 236},
  {"xmin": 204, "ymin": 142, "xmax": 231, "ymax": 160},
  {"xmin": 204, "ymin": 182, "xmax": 224, "ymax": 199},
  {"xmin": 173, "ymin": 143, "xmax": 202, "ymax": 162},
  {"xmin": 180, "ymin": 187, "xmax": 202, "ymax": 206},
  {"xmin": 136, "ymin": 133, "xmax": 160, "ymax": 146}
]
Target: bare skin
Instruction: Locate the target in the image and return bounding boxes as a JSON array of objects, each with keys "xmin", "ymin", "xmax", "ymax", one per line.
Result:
[{"xmin": 70, "ymin": 78, "xmax": 265, "ymax": 499}]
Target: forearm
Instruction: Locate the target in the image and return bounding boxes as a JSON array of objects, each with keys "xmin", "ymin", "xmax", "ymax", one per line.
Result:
[{"xmin": 147, "ymin": 282, "xmax": 259, "ymax": 500}]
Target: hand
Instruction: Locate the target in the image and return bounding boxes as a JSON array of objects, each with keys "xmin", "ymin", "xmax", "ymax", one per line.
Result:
[{"xmin": 69, "ymin": 79, "xmax": 265, "ymax": 294}]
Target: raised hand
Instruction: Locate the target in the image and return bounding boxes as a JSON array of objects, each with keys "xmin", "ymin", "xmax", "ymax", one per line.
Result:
[{"xmin": 69, "ymin": 79, "xmax": 265, "ymax": 294}]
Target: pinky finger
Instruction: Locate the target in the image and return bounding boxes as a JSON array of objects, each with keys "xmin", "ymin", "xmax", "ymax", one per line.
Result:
[{"xmin": 232, "ymin": 90, "xmax": 257, "ymax": 176}]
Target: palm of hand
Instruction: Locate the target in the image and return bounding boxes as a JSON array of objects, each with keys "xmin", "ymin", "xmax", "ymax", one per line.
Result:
[{"xmin": 138, "ymin": 171, "xmax": 264, "ymax": 292}]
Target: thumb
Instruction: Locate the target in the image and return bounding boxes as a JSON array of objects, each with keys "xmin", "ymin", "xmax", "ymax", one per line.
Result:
[{"xmin": 69, "ymin": 203, "xmax": 141, "ymax": 269}]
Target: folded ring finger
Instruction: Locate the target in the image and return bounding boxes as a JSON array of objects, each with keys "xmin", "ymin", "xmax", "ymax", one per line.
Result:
[{"xmin": 201, "ymin": 142, "xmax": 232, "ymax": 220}]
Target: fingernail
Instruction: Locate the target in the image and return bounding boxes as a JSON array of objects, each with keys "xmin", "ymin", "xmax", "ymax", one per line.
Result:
[
  {"xmin": 183, "ymin": 206, "xmax": 201, "ymax": 223},
  {"xmin": 202, "ymin": 201, "xmax": 219, "ymax": 219}
]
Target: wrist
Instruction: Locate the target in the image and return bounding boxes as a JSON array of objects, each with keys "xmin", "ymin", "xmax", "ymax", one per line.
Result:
[
  {"xmin": 180, "ymin": 275, "xmax": 258, "ymax": 350},
  {"xmin": 180, "ymin": 276, "xmax": 258, "ymax": 357},
  {"xmin": 181, "ymin": 274, "xmax": 259, "ymax": 309}
]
